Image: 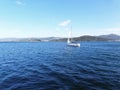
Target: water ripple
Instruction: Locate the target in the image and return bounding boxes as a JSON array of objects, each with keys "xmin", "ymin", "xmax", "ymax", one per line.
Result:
[{"xmin": 0, "ymin": 42, "xmax": 120, "ymax": 90}]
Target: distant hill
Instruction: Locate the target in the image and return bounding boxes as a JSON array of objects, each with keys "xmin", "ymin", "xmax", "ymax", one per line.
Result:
[
  {"xmin": 0, "ymin": 37, "xmax": 61, "ymax": 42},
  {"xmin": 53, "ymin": 35, "xmax": 110, "ymax": 42},
  {"xmin": 40, "ymin": 37, "xmax": 61, "ymax": 42},
  {"xmin": 0, "ymin": 38, "xmax": 41, "ymax": 42},
  {"xmin": 53, "ymin": 34, "xmax": 120, "ymax": 42},
  {"xmin": 18, "ymin": 38, "xmax": 41, "ymax": 42},
  {"xmin": 73, "ymin": 35, "xmax": 109, "ymax": 41},
  {"xmin": 0, "ymin": 34, "xmax": 120, "ymax": 42},
  {"xmin": 98, "ymin": 34, "xmax": 120, "ymax": 40}
]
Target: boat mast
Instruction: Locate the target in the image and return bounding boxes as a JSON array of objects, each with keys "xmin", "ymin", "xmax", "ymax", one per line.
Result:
[
  {"xmin": 67, "ymin": 32, "xmax": 70, "ymax": 44},
  {"xmin": 70, "ymin": 26, "xmax": 72, "ymax": 42},
  {"xmin": 67, "ymin": 25, "xmax": 72, "ymax": 44},
  {"xmin": 67, "ymin": 22, "xmax": 73, "ymax": 44}
]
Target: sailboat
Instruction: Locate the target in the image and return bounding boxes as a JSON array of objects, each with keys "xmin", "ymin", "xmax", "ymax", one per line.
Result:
[{"xmin": 67, "ymin": 26, "xmax": 80, "ymax": 47}]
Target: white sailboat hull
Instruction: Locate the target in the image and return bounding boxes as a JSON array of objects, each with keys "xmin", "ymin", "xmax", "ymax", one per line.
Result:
[{"xmin": 67, "ymin": 43, "xmax": 80, "ymax": 47}]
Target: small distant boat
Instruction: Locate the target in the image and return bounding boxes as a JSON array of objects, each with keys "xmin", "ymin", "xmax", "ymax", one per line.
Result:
[{"xmin": 67, "ymin": 26, "xmax": 80, "ymax": 47}]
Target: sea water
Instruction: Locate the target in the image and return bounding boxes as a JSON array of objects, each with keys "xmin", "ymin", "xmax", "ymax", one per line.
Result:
[{"xmin": 0, "ymin": 42, "xmax": 120, "ymax": 90}]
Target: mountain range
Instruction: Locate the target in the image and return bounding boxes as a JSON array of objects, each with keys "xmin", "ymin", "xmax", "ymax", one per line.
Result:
[
  {"xmin": 0, "ymin": 34, "xmax": 120, "ymax": 42},
  {"xmin": 53, "ymin": 34, "xmax": 120, "ymax": 42},
  {"xmin": 98, "ymin": 34, "xmax": 120, "ymax": 40}
]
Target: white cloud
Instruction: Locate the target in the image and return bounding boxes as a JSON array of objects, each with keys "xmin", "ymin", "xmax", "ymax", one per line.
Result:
[
  {"xmin": 16, "ymin": 0, "xmax": 25, "ymax": 5},
  {"xmin": 59, "ymin": 20, "xmax": 71, "ymax": 27}
]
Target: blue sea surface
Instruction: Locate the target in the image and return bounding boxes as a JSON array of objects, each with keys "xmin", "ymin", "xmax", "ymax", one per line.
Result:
[{"xmin": 0, "ymin": 42, "xmax": 120, "ymax": 90}]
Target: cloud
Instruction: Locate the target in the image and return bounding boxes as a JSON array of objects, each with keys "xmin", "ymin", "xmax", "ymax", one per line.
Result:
[
  {"xmin": 59, "ymin": 20, "xmax": 71, "ymax": 27},
  {"xmin": 16, "ymin": 0, "xmax": 25, "ymax": 5}
]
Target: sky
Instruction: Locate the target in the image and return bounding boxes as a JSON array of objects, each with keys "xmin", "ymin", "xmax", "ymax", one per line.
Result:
[{"xmin": 0, "ymin": 0, "xmax": 120, "ymax": 38}]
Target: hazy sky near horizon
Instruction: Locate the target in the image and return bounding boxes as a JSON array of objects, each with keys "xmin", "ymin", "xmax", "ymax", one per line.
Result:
[{"xmin": 0, "ymin": 0, "xmax": 120, "ymax": 38}]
